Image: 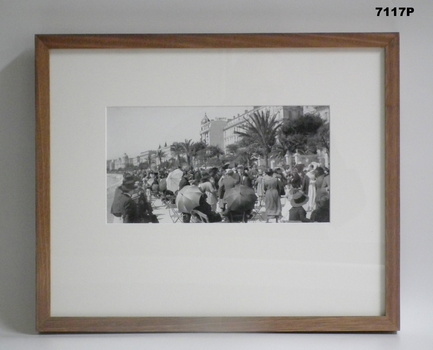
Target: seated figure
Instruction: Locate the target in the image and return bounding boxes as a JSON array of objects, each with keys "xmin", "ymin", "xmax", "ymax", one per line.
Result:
[{"xmin": 183, "ymin": 195, "xmax": 222, "ymax": 223}]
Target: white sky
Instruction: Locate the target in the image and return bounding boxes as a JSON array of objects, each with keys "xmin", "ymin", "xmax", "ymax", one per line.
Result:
[{"xmin": 106, "ymin": 106, "xmax": 253, "ymax": 159}]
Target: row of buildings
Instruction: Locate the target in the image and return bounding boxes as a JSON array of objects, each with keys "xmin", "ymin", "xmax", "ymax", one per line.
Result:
[
  {"xmin": 107, "ymin": 105, "xmax": 329, "ymax": 171},
  {"xmin": 200, "ymin": 106, "xmax": 285, "ymax": 151},
  {"xmin": 107, "ymin": 147, "xmax": 172, "ymax": 171}
]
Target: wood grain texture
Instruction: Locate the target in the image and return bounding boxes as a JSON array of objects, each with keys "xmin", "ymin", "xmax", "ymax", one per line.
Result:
[
  {"xmin": 35, "ymin": 35, "xmax": 51, "ymax": 332},
  {"xmin": 38, "ymin": 316, "xmax": 398, "ymax": 334},
  {"xmin": 384, "ymin": 34, "xmax": 400, "ymax": 331},
  {"xmin": 35, "ymin": 33, "xmax": 398, "ymax": 49},
  {"xmin": 35, "ymin": 33, "xmax": 400, "ymax": 333}
]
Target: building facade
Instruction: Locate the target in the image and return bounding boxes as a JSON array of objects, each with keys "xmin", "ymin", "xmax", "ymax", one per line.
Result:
[
  {"xmin": 223, "ymin": 106, "xmax": 284, "ymax": 152},
  {"xmin": 139, "ymin": 150, "xmax": 156, "ymax": 167},
  {"xmin": 107, "ymin": 153, "xmax": 132, "ymax": 171},
  {"xmin": 106, "ymin": 105, "xmax": 330, "ymax": 172},
  {"xmin": 199, "ymin": 114, "xmax": 227, "ymax": 150}
]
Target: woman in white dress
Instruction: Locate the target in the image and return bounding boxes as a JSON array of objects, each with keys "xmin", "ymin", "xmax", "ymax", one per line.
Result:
[
  {"xmin": 305, "ymin": 163, "xmax": 317, "ymax": 212},
  {"xmin": 255, "ymin": 169, "xmax": 265, "ymax": 205}
]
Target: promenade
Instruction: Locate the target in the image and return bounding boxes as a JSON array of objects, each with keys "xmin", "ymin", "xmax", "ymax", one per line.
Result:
[
  {"xmin": 107, "ymin": 173, "xmax": 180, "ymax": 223},
  {"xmin": 148, "ymin": 196, "xmax": 269, "ymax": 223},
  {"xmin": 107, "ymin": 190, "xmax": 298, "ymax": 224},
  {"xmin": 147, "ymin": 197, "xmax": 177, "ymax": 223},
  {"xmin": 106, "ymin": 174, "xmax": 316, "ymax": 224}
]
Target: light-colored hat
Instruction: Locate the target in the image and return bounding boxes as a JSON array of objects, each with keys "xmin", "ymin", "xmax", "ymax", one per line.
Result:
[{"xmin": 309, "ymin": 162, "xmax": 318, "ymax": 170}]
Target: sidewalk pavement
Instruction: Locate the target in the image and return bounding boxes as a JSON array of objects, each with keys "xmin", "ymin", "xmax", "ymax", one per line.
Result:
[{"xmin": 151, "ymin": 198, "xmax": 174, "ymax": 223}]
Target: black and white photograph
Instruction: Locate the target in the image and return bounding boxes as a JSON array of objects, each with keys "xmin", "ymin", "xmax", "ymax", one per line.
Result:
[{"xmin": 107, "ymin": 105, "xmax": 330, "ymax": 224}]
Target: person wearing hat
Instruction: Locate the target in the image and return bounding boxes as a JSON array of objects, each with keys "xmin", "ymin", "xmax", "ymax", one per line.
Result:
[
  {"xmin": 274, "ymin": 167, "xmax": 288, "ymax": 189},
  {"xmin": 264, "ymin": 168, "xmax": 282, "ymax": 223},
  {"xmin": 305, "ymin": 163, "xmax": 318, "ymax": 212},
  {"xmin": 193, "ymin": 167, "xmax": 203, "ymax": 183},
  {"xmin": 240, "ymin": 166, "xmax": 254, "ymax": 188},
  {"xmin": 178, "ymin": 171, "xmax": 190, "ymax": 191},
  {"xmin": 110, "ymin": 174, "xmax": 139, "ymax": 223},
  {"xmin": 288, "ymin": 190, "xmax": 311, "ymax": 222},
  {"xmin": 289, "ymin": 165, "xmax": 303, "ymax": 189},
  {"xmin": 131, "ymin": 180, "xmax": 158, "ymax": 223},
  {"xmin": 233, "ymin": 165, "xmax": 243, "ymax": 184},
  {"xmin": 218, "ymin": 169, "xmax": 237, "ymax": 211},
  {"xmin": 208, "ymin": 167, "xmax": 220, "ymax": 190},
  {"xmin": 254, "ymin": 168, "xmax": 265, "ymax": 205},
  {"xmin": 198, "ymin": 172, "xmax": 218, "ymax": 211}
]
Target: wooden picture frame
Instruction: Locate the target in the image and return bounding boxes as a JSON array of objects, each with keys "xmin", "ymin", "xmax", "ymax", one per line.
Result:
[{"xmin": 36, "ymin": 33, "xmax": 399, "ymax": 333}]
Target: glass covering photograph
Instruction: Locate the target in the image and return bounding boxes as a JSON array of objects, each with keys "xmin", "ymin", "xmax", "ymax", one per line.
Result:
[{"xmin": 107, "ymin": 105, "xmax": 330, "ymax": 224}]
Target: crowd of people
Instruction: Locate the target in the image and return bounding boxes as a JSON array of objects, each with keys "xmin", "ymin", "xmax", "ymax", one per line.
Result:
[{"xmin": 110, "ymin": 162, "xmax": 330, "ymax": 224}]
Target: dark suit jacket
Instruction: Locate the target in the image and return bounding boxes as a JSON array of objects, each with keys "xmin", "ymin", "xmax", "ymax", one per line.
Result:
[
  {"xmin": 111, "ymin": 186, "xmax": 137, "ymax": 223},
  {"xmin": 218, "ymin": 175, "xmax": 237, "ymax": 199}
]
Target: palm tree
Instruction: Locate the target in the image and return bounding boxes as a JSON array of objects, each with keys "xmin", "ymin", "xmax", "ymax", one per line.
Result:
[
  {"xmin": 155, "ymin": 149, "xmax": 166, "ymax": 169},
  {"xmin": 146, "ymin": 150, "xmax": 156, "ymax": 169},
  {"xmin": 224, "ymin": 140, "xmax": 254, "ymax": 167},
  {"xmin": 190, "ymin": 141, "xmax": 206, "ymax": 167},
  {"xmin": 236, "ymin": 109, "xmax": 282, "ymax": 167},
  {"xmin": 170, "ymin": 142, "xmax": 184, "ymax": 166},
  {"xmin": 178, "ymin": 139, "xmax": 195, "ymax": 167}
]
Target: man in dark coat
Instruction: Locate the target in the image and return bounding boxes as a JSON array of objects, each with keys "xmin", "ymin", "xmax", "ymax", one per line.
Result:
[
  {"xmin": 178, "ymin": 171, "xmax": 190, "ymax": 191},
  {"xmin": 274, "ymin": 167, "xmax": 288, "ymax": 187},
  {"xmin": 208, "ymin": 167, "xmax": 220, "ymax": 190},
  {"xmin": 240, "ymin": 167, "xmax": 254, "ymax": 188},
  {"xmin": 289, "ymin": 165, "xmax": 303, "ymax": 189},
  {"xmin": 217, "ymin": 169, "xmax": 238, "ymax": 211},
  {"xmin": 234, "ymin": 165, "xmax": 243, "ymax": 184},
  {"xmin": 111, "ymin": 175, "xmax": 138, "ymax": 223},
  {"xmin": 218, "ymin": 169, "xmax": 237, "ymax": 198}
]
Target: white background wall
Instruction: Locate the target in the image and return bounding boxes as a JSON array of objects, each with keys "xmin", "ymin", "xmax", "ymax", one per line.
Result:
[{"xmin": 1, "ymin": 0, "xmax": 432, "ymax": 349}]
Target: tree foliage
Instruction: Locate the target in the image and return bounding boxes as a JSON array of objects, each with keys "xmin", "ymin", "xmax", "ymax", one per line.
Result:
[
  {"xmin": 190, "ymin": 141, "xmax": 206, "ymax": 167},
  {"xmin": 235, "ymin": 109, "xmax": 282, "ymax": 167},
  {"xmin": 146, "ymin": 150, "xmax": 156, "ymax": 166},
  {"xmin": 279, "ymin": 113, "xmax": 327, "ymax": 154},
  {"xmin": 155, "ymin": 149, "xmax": 166, "ymax": 169},
  {"xmin": 205, "ymin": 145, "xmax": 224, "ymax": 159},
  {"xmin": 194, "ymin": 145, "xmax": 225, "ymax": 167},
  {"xmin": 310, "ymin": 123, "xmax": 330, "ymax": 152},
  {"xmin": 173, "ymin": 139, "xmax": 207, "ymax": 167},
  {"xmin": 170, "ymin": 142, "xmax": 184, "ymax": 165}
]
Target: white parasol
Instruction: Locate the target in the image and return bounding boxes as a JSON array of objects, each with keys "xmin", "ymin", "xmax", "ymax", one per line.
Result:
[{"xmin": 166, "ymin": 168, "xmax": 183, "ymax": 193}]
